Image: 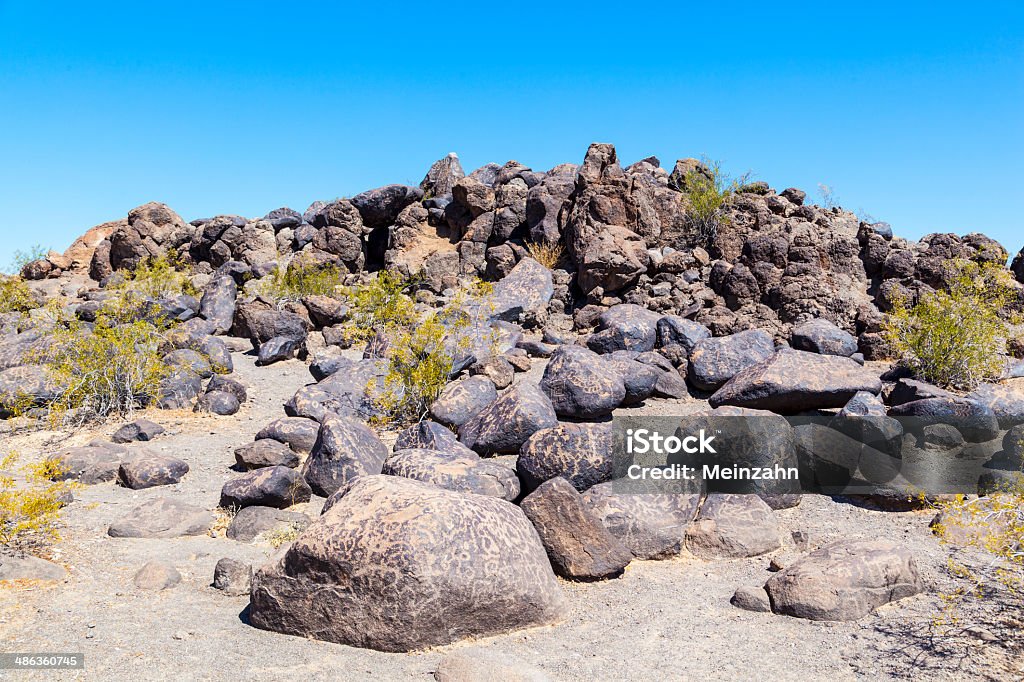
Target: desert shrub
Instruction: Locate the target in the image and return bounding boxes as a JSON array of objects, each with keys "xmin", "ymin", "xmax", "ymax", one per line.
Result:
[
  {"xmin": 883, "ymin": 260, "xmax": 1016, "ymax": 389},
  {"xmin": 928, "ymin": 477, "xmax": 1024, "ymax": 666},
  {"xmin": 110, "ymin": 252, "xmax": 198, "ymax": 300},
  {"xmin": 264, "ymin": 522, "xmax": 303, "ymax": 548},
  {"xmin": 340, "ymin": 270, "xmax": 418, "ymax": 343},
  {"xmin": 0, "ymin": 275, "xmax": 37, "ymax": 314},
  {"xmin": 0, "ymin": 452, "xmax": 71, "ymax": 552},
  {"xmin": 526, "ymin": 240, "xmax": 567, "ymax": 269},
  {"xmin": 368, "ymin": 278, "xmax": 494, "ymax": 425},
  {"xmin": 7, "ymin": 245, "xmax": 48, "ymax": 275},
  {"xmin": 681, "ymin": 159, "xmax": 741, "ymax": 247},
  {"xmin": 817, "ymin": 183, "xmax": 839, "ymax": 209},
  {"xmin": 257, "ymin": 258, "xmax": 344, "ymax": 306}
]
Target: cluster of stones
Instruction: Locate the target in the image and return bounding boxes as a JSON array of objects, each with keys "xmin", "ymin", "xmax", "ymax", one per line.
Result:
[{"xmin": 9, "ymin": 142, "xmax": 1024, "ymax": 654}]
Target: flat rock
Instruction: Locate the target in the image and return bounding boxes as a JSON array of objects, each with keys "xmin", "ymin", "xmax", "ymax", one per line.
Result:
[
  {"xmin": 710, "ymin": 349, "xmax": 883, "ymax": 413},
  {"xmin": 249, "ymin": 475, "xmax": 566, "ymax": 652},
  {"xmin": 220, "ymin": 466, "xmax": 312, "ymax": 510},
  {"xmin": 688, "ymin": 330, "xmax": 775, "ymax": 392},
  {"xmin": 0, "ymin": 553, "xmax": 67, "ymax": 582},
  {"xmin": 108, "ymin": 498, "xmax": 214, "ymax": 538},
  {"xmin": 50, "ymin": 442, "xmax": 129, "ymax": 484},
  {"xmin": 889, "ymin": 397, "xmax": 1000, "ymax": 442},
  {"xmin": 521, "ymin": 477, "xmax": 631, "ymax": 580},
  {"xmin": 685, "ymin": 494, "xmax": 782, "ymax": 559},
  {"xmin": 133, "ymin": 560, "xmax": 181, "ymax": 591},
  {"xmin": 790, "ymin": 319, "xmax": 858, "ymax": 357},
  {"xmin": 968, "ymin": 382, "xmax": 1024, "ymax": 428},
  {"xmin": 383, "ymin": 449, "xmax": 520, "ymax": 501},
  {"xmin": 487, "ymin": 257, "xmax": 554, "ymax": 322},
  {"xmin": 764, "ymin": 539, "xmax": 923, "ymax": 620}
]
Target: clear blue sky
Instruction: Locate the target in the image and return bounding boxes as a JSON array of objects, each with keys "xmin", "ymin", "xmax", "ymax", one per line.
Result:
[{"xmin": 1, "ymin": 1, "xmax": 1021, "ymax": 268}]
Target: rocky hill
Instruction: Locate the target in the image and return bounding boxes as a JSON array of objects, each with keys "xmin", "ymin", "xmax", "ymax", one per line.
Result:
[{"xmin": 2, "ymin": 143, "xmax": 1022, "ymax": 679}]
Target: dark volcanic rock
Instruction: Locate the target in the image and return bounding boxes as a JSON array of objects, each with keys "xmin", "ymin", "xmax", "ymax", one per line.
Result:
[
  {"xmin": 790, "ymin": 319, "xmax": 858, "ymax": 357},
  {"xmin": 581, "ymin": 482, "xmax": 702, "ymax": 560},
  {"xmin": 587, "ymin": 304, "xmax": 661, "ymax": 354},
  {"xmin": 257, "ymin": 335, "xmax": 301, "ymax": 366},
  {"xmin": 487, "ymin": 258, "xmax": 554, "ymax": 322},
  {"xmin": 194, "ymin": 390, "xmax": 241, "ymax": 416},
  {"xmin": 111, "ymin": 419, "xmax": 165, "ymax": 443},
  {"xmin": 234, "ymin": 439, "xmax": 301, "ymax": 470},
  {"xmin": 220, "ymin": 466, "xmax": 312, "ymax": 510},
  {"xmin": 517, "ymin": 422, "xmax": 617, "ymax": 493},
  {"xmin": 968, "ymin": 382, "xmax": 1024, "ymax": 428},
  {"xmin": 256, "ymin": 417, "xmax": 320, "ymax": 454},
  {"xmin": 521, "ymin": 476, "xmax": 632, "ymax": 580},
  {"xmin": 603, "ymin": 353, "xmax": 660, "ymax": 405},
  {"xmin": 226, "ymin": 506, "xmax": 312, "ymax": 543},
  {"xmin": 889, "ymin": 397, "xmax": 1000, "ymax": 442},
  {"xmin": 199, "ymin": 276, "xmax": 238, "ymax": 334},
  {"xmin": 656, "ymin": 316, "xmax": 711, "ymax": 355},
  {"xmin": 213, "ymin": 558, "xmax": 253, "ymax": 596},
  {"xmin": 540, "ymin": 346, "xmax": 626, "ymax": 419},
  {"xmin": 108, "ymin": 498, "xmax": 214, "ymax": 538},
  {"xmin": 301, "ymin": 416, "xmax": 388, "ymax": 497},
  {"xmin": 687, "ymin": 330, "xmax": 775, "ymax": 392},
  {"xmin": 429, "ymin": 375, "xmax": 498, "ymax": 427},
  {"xmin": 684, "ymin": 494, "xmax": 782, "ymax": 558},
  {"xmin": 764, "ymin": 539, "xmax": 922, "ymax": 621},
  {"xmin": 248, "ymin": 475, "xmax": 566, "ymax": 651},
  {"xmin": 116, "ymin": 453, "xmax": 189, "ymax": 489},
  {"xmin": 710, "ymin": 349, "xmax": 882, "ymax": 413},
  {"xmin": 393, "ymin": 421, "xmax": 477, "ymax": 458},
  {"xmin": 350, "ymin": 184, "xmax": 424, "ymax": 229},
  {"xmin": 459, "ymin": 383, "xmax": 558, "ymax": 455}
]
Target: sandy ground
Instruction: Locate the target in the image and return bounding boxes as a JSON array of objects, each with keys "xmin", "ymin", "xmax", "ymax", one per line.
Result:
[{"xmin": 0, "ymin": 350, "xmax": 1018, "ymax": 681}]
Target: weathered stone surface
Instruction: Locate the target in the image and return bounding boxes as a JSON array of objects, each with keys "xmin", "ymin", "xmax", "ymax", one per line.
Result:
[
  {"xmin": 887, "ymin": 378, "xmax": 956, "ymax": 406},
  {"xmin": 581, "ymin": 482, "xmax": 702, "ymax": 559},
  {"xmin": 383, "ymin": 449, "xmax": 519, "ymax": 501},
  {"xmin": 0, "ymin": 364, "xmax": 63, "ymax": 410},
  {"xmin": 517, "ymin": 422, "xmax": 617, "ymax": 493},
  {"xmin": 257, "ymin": 336, "xmax": 301, "ymax": 366},
  {"xmin": 540, "ymin": 346, "xmax": 625, "ymax": 419},
  {"xmin": 764, "ymin": 539, "xmax": 923, "ymax": 620},
  {"xmin": 790, "ymin": 319, "xmax": 858, "ymax": 357},
  {"xmin": 117, "ymin": 452, "xmax": 189, "ymax": 489},
  {"xmin": 199, "ymin": 275, "xmax": 237, "ymax": 334},
  {"xmin": 226, "ymin": 506, "xmax": 312, "ymax": 543},
  {"xmin": 710, "ymin": 349, "xmax": 883, "ymax": 413},
  {"xmin": 51, "ymin": 443, "xmax": 129, "ymax": 484},
  {"xmin": 587, "ymin": 304, "xmax": 662, "ymax": 354},
  {"xmin": 111, "ymin": 419, "xmax": 165, "ymax": 443},
  {"xmin": 133, "ymin": 560, "xmax": 181, "ymax": 591},
  {"xmin": 207, "ymin": 374, "xmax": 247, "ymax": 404},
  {"xmin": 889, "ymin": 397, "xmax": 1000, "ymax": 443},
  {"xmin": 350, "ymin": 184, "xmax": 424, "ymax": 229},
  {"xmin": 656, "ymin": 316, "xmax": 711, "ymax": 355},
  {"xmin": 0, "ymin": 552, "xmax": 67, "ymax": 582},
  {"xmin": 194, "ymin": 390, "xmax": 241, "ymax": 416},
  {"xmin": 108, "ymin": 498, "xmax": 214, "ymax": 538},
  {"xmin": 213, "ymin": 558, "xmax": 253, "ymax": 596},
  {"xmin": 684, "ymin": 494, "xmax": 782, "ymax": 558},
  {"xmin": 256, "ymin": 417, "xmax": 320, "ymax": 454},
  {"xmin": 301, "ymin": 416, "xmax": 388, "ymax": 497},
  {"xmin": 430, "ymin": 376, "xmax": 497, "ymax": 428},
  {"xmin": 234, "ymin": 439, "xmax": 300, "ymax": 470},
  {"xmin": 459, "ymin": 383, "xmax": 558, "ymax": 455},
  {"xmin": 603, "ymin": 352, "xmax": 660, "ymax": 405},
  {"xmin": 968, "ymin": 382, "xmax": 1024, "ymax": 428},
  {"xmin": 393, "ymin": 421, "xmax": 478, "ymax": 458},
  {"xmin": 220, "ymin": 466, "xmax": 312, "ymax": 510},
  {"xmin": 487, "ymin": 258, "xmax": 554, "ymax": 322},
  {"xmin": 731, "ymin": 585, "xmax": 772, "ymax": 612},
  {"xmin": 156, "ymin": 370, "xmax": 203, "ymax": 410},
  {"xmin": 688, "ymin": 330, "xmax": 775, "ymax": 392},
  {"xmin": 420, "ymin": 153, "xmax": 465, "ymax": 197},
  {"xmin": 521, "ymin": 477, "xmax": 631, "ymax": 580},
  {"xmin": 469, "ymin": 355, "xmax": 514, "ymax": 390},
  {"xmin": 249, "ymin": 476, "xmax": 566, "ymax": 652}
]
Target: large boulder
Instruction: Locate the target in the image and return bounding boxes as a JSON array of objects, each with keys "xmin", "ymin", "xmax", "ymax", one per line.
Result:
[
  {"xmin": 50, "ymin": 442, "xmax": 129, "ymax": 484},
  {"xmin": 383, "ymin": 449, "xmax": 520, "ymax": 501},
  {"xmin": 539, "ymin": 346, "xmax": 626, "ymax": 419},
  {"xmin": 687, "ymin": 330, "xmax": 775, "ymax": 392},
  {"xmin": 520, "ymin": 477, "xmax": 632, "ymax": 580},
  {"xmin": 249, "ymin": 476, "xmax": 566, "ymax": 651},
  {"xmin": 889, "ymin": 397, "xmax": 1000, "ymax": 443},
  {"xmin": 108, "ymin": 202, "xmax": 194, "ymax": 271},
  {"xmin": 764, "ymin": 539, "xmax": 923, "ymax": 621},
  {"xmin": 199, "ymin": 276, "xmax": 238, "ymax": 335},
  {"xmin": 220, "ymin": 466, "xmax": 312, "ymax": 510},
  {"xmin": 968, "ymin": 382, "xmax": 1024, "ymax": 428},
  {"xmin": 487, "ymin": 258, "xmax": 554, "ymax": 323},
  {"xmin": 350, "ymin": 184, "xmax": 424, "ymax": 229},
  {"xmin": 116, "ymin": 453, "xmax": 189, "ymax": 489},
  {"xmin": 459, "ymin": 383, "xmax": 558, "ymax": 455},
  {"xmin": 420, "ymin": 153, "xmax": 465, "ymax": 197},
  {"xmin": 301, "ymin": 416, "xmax": 388, "ymax": 497},
  {"xmin": 256, "ymin": 417, "xmax": 320, "ymax": 454},
  {"xmin": 517, "ymin": 422, "xmax": 617, "ymax": 494},
  {"xmin": 710, "ymin": 349, "xmax": 883, "ymax": 413}
]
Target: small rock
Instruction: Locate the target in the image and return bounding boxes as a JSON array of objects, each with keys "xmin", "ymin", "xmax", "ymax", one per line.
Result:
[
  {"xmin": 111, "ymin": 419, "xmax": 165, "ymax": 443},
  {"xmin": 234, "ymin": 440, "xmax": 301, "ymax": 470},
  {"xmin": 133, "ymin": 560, "xmax": 181, "ymax": 591},
  {"xmin": 213, "ymin": 558, "xmax": 253, "ymax": 596},
  {"xmin": 731, "ymin": 585, "xmax": 771, "ymax": 613},
  {"xmin": 220, "ymin": 466, "xmax": 312, "ymax": 510},
  {"xmin": 117, "ymin": 453, "xmax": 189, "ymax": 489}
]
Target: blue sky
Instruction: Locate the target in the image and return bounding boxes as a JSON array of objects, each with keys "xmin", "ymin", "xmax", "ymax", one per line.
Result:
[{"xmin": 1, "ymin": 1, "xmax": 1022, "ymax": 268}]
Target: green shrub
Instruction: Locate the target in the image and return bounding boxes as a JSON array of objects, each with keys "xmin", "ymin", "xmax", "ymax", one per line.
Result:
[
  {"xmin": 257, "ymin": 258, "xmax": 344, "ymax": 306},
  {"xmin": 0, "ymin": 452, "xmax": 71, "ymax": 552},
  {"xmin": 681, "ymin": 159, "xmax": 741, "ymax": 247},
  {"xmin": 0, "ymin": 275, "xmax": 37, "ymax": 314},
  {"xmin": 341, "ymin": 270, "xmax": 418, "ymax": 343},
  {"xmin": 883, "ymin": 260, "xmax": 1017, "ymax": 390},
  {"xmin": 111, "ymin": 253, "xmax": 198, "ymax": 300},
  {"xmin": 7, "ymin": 245, "xmax": 48, "ymax": 275}
]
